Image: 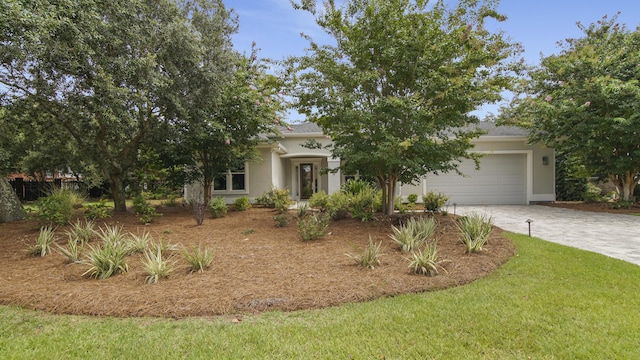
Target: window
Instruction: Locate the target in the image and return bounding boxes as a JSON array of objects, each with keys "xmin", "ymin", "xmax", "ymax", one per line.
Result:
[{"xmin": 213, "ymin": 164, "xmax": 247, "ymax": 192}]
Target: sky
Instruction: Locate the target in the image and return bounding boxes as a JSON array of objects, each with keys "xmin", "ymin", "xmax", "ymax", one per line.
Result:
[{"xmin": 222, "ymin": 0, "xmax": 640, "ymax": 122}]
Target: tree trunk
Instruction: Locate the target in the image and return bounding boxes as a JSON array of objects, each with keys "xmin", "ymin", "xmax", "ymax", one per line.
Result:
[
  {"xmin": 610, "ymin": 171, "xmax": 639, "ymax": 201},
  {"xmin": 109, "ymin": 174, "xmax": 127, "ymax": 212},
  {"xmin": 202, "ymin": 178, "xmax": 212, "ymax": 209},
  {"xmin": 0, "ymin": 178, "xmax": 25, "ymax": 223},
  {"xmin": 378, "ymin": 174, "xmax": 397, "ymax": 216}
]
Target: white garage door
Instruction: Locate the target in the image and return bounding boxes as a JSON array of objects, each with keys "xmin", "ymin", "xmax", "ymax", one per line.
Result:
[{"xmin": 424, "ymin": 154, "xmax": 527, "ymax": 205}]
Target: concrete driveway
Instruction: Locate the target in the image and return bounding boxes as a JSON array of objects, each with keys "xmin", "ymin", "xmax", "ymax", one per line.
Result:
[{"xmin": 456, "ymin": 205, "xmax": 640, "ymax": 266}]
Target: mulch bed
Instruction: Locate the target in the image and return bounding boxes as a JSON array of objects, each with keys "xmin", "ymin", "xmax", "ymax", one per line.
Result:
[{"xmin": 0, "ymin": 206, "xmax": 516, "ymax": 318}]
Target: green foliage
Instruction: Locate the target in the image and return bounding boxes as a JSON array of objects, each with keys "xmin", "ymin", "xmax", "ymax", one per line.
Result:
[
  {"xmin": 182, "ymin": 244, "xmax": 215, "ymax": 273},
  {"xmin": 241, "ymin": 228, "xmax": 254, "ymax": 235},
  {"xmin": 457, "ymin": 213, "xmax": 493, "ymax": 253},
  {"xmin": 126, "ymin": 231, "xmax": 153, "ymax": 256},
  {"xmin": 36, "ymin": 195, "xmax": 74, "ymax": 226},
  {"xmin": 499, "ymin": 14, "xmax": 640, "ymax": 201},
  {"xmin": 209, "ymin": 197, "xmax": 228, "ymax": 218},
  {"xmin": 132, "ymin": 195, "xmax": 161, "ymax": 224},
  {"xmin": 349, "ymin": 187, "xmax": 377, "ymax": 221},
  {"xmin": 408, "ymin": 242, "xmax": 442, "ymax": 276},
  {"xmin": 345, "ymin": 237, "xmax": 384, "ymax": 269},
  {"xmin": 233, "ymin": 196, "xmax": 251, "ymax": 211},
  {"xmin": 273, "ymin": 213, "xmax": 289, "ymax": 228},
  {"xmin": 296, "ymin": 202, "xmax": 309, "ymax": 218},
  {"xmin": 255, "ymin": 188, "xmax": 291, "ymax": 212},
  {"xmin": 297, "ymin": 213, "xmax": 330, "ymax": 241},
  {"xmin": 142, "ymin": 248, "xmax": 175, "ymax": 284},
  {"xmin": 55, "ymin": 234, "xmax": 85, "ymax": 263},
  {"xmin": 308, "ymin": 191, "xmax": 330, "ymax": 211},
  {"xmin": 162, "ymin": 195, "xmax": 179, "ymax": 207},
  {"xmin": 394, "ymin": 197, "xmax": 410, "ymax": 214},
  {"xmin": 422, "ymin": 192, "xmax": 449, "ymax": 212},
  {"xmin": 341, "ymin": 179, "xmax": 373, "ymax": 195},
  {"xmin": 555, "ymin": 151, "xmax": 589, "ymax": 201},
  {"xmin": 389, "ymin": 217, "xmax": 437, "ymax": 252},
  {"xmin": 84, "ymin": 200, "xmax": 112, "ymax": 220},
  {"xmin": 66, "ymin": 219, "xmax": 97, "ymax": 244},
  {"xmin": 289, "ymin": 0, "xmax": 519, "ymax": 214},
  {"xmin": 83, "ymin": 241, "xmax": 129, "ymax": 280},
  {"xmin": 327, "ymin": 192, "xmax": 350, "ymax": 220},
  {"xmin": 407, "ymin": 194, "xmax": 419, "ymax": 204},
  {"xmin": 583, "ymin": 183, "xmax": 604, "ymax": 203},
  {"xmin": 149, "ymin": 238, "xmax": 179, "ymax": 254},
  {"xmin": 27, "ymin": 226, "xmax": 56, "ymax": 256}
]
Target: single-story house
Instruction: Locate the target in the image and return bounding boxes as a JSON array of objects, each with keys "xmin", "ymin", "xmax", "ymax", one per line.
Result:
[{"xmin": 184, "ymin": 122, "xmax": 555, "ymax": 205}]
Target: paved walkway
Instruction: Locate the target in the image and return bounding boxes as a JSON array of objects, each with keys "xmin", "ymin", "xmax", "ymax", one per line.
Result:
[{"xmin": 456, "ymin": 205, "xmax": 640, "ymax": 266}]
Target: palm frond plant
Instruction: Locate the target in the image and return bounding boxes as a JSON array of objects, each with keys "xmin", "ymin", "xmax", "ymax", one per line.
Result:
[
  {"xmin": 82, "ymin": 241, "xmax": 129, "ymax": 279},
  {"xmin": 408, "ymin": 242, "xmax": 446, "ymax": 276},
  {"xmin": 66, "ymin": 219, "xmax": 97, "ymax": 244},
  {"xmin": 125, "ymin": 231, "xmax": 153, "ymax": 255}
]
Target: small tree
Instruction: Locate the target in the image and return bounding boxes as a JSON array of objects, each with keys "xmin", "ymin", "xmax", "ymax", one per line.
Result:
[
  {"xmin": 287, "ymin": 0, "xmax": 522, "ymax": 215},
  {"xmin": 500, "ymin": 14, "xmax": 640, "ymax": 201}
]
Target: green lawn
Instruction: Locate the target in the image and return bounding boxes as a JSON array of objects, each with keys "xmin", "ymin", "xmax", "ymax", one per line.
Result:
[{"xmin": 1, "ymin": 233, "xmax": 639, "ymax": 359}]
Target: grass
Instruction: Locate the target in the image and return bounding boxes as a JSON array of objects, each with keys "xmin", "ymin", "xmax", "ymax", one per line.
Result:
[{"xmin": 1, "ymin": 233, "xmax": 640, "ymax": 358}]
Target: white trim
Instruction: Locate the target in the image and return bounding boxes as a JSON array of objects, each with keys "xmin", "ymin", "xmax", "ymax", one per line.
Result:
[
  {"xmin": 290, "ymin": 158, "xmax": 322, "ymax": 200},
  {"xmin": 530, "ymin": 193, "xmax": 556, "ymax": 202},
  {"xmin": 211, "ymin": 162, "xmax": 250, "ymax": 195},
  {"xmin": 280, "ymin": 152, "xmax": 331, "ymax": 159}
]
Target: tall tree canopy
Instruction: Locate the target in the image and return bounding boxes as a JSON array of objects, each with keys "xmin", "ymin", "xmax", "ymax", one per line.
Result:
[
  {"xmin": 0, "ymin": 0, "xmax": 238, "ymax": 211},
  {"xmin": 499, "ymin": 14, "xmax": 640, "ymax": 201},
  {"xmin": 286, "ymin": 0, "xmax": 522, "ymax": 214}
]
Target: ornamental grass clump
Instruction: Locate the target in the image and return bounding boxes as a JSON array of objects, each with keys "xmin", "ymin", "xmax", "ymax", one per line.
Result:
[
  {"xmin": 457, "ymin": 212, "xmax": 493, "ymax": 253},
  {"xmin": 126, "ymin": 231, "xmax": 153, "ymax": 255},
  {"xmin": 297, "ymin": 213, "xmax": 330, "ymax": 241},
  {"xmin": 66, "ymin": 219, "xmax": 97, "ymax": 244},
  {"xmin": 55, "ymin": 234, "xmax": 85, "ymax": 263},
  {"xmin": 28, "ymin": 226, "xmax": 57, "ymax": 256},
  {"xmin": 83, "ymin": 240, "xmax": 129, "ymax": 279},
  {"xmin": 142, "ymin": 247, "xmax": 176, "ymax": 284},
  {"xmin": 345, "ymin": 236, "xmax": 384, "ymax": 269},
  {"xmin": 389, "ymin": 217, "xmax": 437, "ymax": 252},
  {"xmin": 408, "ymin": 242, "xmax": 442, "ymax": 276},
  {"xmin": 183, "ymin": 244, "xmax": 215, "ymax": 273}
]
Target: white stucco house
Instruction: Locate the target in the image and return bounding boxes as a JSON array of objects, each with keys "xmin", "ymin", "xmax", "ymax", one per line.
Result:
[{"xmin": 184, "ymin": 122, "xmax": 555, "ymax": 205}]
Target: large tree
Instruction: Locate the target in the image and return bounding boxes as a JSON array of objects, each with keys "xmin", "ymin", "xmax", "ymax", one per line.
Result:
[
  {"xmin": 286, "ymin": 0, "xmax": 521, "ymax": 215},
  {"xmin": 0, "ymin": 0, "xmax": 237, "ymax": 211},
  {"xmin": 499, "ymin": 15, "xmax": 640, "ymax": 201}
]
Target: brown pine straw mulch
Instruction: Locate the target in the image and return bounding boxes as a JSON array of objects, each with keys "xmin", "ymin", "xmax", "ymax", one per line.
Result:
[{"xmin": 0, "ymin": 206, "xmax": 516, "ymax": 318}]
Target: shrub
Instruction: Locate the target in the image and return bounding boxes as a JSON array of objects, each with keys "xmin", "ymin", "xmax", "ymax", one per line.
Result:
[
  {"xmin": 297, "ymin": 213, "xmax": 330, "ymax": 241},
  {"xmin": 345, "ymin": 237, "xmax": 384, "ymax": 269},
  {"xmin": 342, "ymin": 179, "xmax": 373, "ymax": 195},
  {"xmin": 183, "ymin": 244, "xmax": 215, "ymax": 273},
  {"xmin": 350, "ymin": 187, "xmax": 377, "ymax": 221},
  {"xmin": 83, "ymin": 241, "xmax": 129, "ymax": 279},
  {"xmin": 255, "ymin": 188, "xmax": 291, "ymax": 211},
  {"xmin": 583, "ymin": 183, "xmax": 603, "ymax": 203},
  {"xmin": 457, "ymin": 212, "xmax": 493, "ymax": 253},
  {"xmin": 209, "ymin": 197, "xmax": 228, "ymax": 218},
  {"xmin": 395, "ymin": 197, "xmax": 410, "ymax": 214},
  {"xmin": 48, "ymin": 187, "xmax": 85, "ymax": 208},
  {"xmin": 422, "ymin": 192, "xmax": 449, "ymax": 212},
  {"xmin": 233, "ymin": 196, "xmax": 252, "ymax": 211},
  {"xmin": 408, "ymin": 242, "xmax": 442, "ymax": 276},
  {"xmin": 66, "ymin": 219, "xmax": 97, "ymax": 244},
  {"xmin": 133, "ymin": 194, "xmax": 161, "ymax": 224},
  {"xmin": 142, "ymin": 247, "xmax": 175, "ymax": 284},
  {"xmin": 407, "ymin": 193, "xmax": 419, "ymax": 204},
  {"xmin": 273, "ymin": 213, "xmax": 289, "ymax": 227},
  {"xmin": 55, "ymin": 234, "xmax": 85, "ymax": 263},
  {"xmin": 389, "ymin": 217, "xmax": 436, "ymax": 252},
  {"xmin": 162, "ymin": 195, "xmax": 179, "ymax": 207},
  {"xmin": 97, "ymin": 224, "xmax": 128, "ymax": 245},
  {"xmin": 308, "ymin": 191, "xmax": 330, "ymax": 211},
  {"xmin": 27, "ymin": 226, "xmax": 57, "ymax": 256},
  {"xmin": 36, "ymin": 195, "xmax": 73, "ymax": 226},
  {"xmin": 327, "ymin": 192, "xmax": 350, "ymax": 220},
  {"xmin": 296, "ymin": 202, "xmax": 309, "ymax": 218},
  {"xmin": 84, "ymin": 200, "xmax": 112, "ymax": 220},
  {"xmin": 149, "ymin": 238, "xmax": 179, "ymax": 254}
]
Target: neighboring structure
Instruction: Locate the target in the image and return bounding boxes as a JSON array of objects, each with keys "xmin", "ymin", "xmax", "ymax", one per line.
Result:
[{"xmin": 184, "ymin": 122, "xmax": 555, "ymax": 205}]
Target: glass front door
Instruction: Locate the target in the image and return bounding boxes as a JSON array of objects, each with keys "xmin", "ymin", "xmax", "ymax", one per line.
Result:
[{"xmin": 300, "ymin": 163, "xmax": 314, "ymax": 199}]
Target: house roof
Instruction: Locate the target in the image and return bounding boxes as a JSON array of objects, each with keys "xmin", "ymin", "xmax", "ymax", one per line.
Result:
[{"xmin": 278, "ymin": 121, "xmax": 528, "ymax": 137}]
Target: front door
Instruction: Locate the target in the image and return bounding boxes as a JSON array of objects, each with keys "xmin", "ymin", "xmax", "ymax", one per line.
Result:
[{"xmin": 300, "ymin": 163, "xmax": 314, "ymax": 199}]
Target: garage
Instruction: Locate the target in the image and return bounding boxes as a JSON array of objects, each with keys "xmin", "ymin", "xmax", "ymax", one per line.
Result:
[{"xmin": 423, "ymin": 153, "xmax": 528, "ymax": 205}]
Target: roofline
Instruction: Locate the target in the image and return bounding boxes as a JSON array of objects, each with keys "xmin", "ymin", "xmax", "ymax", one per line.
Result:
[{"xmin": 473, "ymin": 135, "xmax": 528, "ymax": 142}]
